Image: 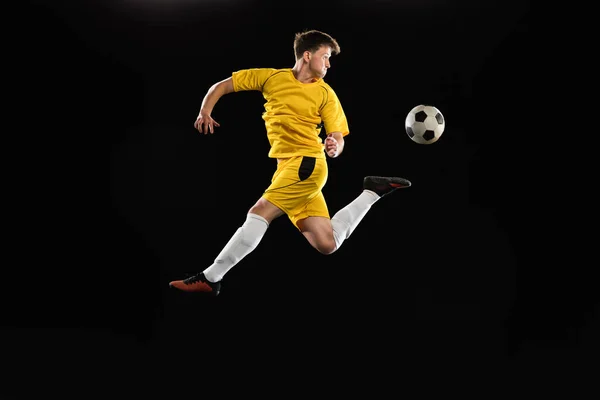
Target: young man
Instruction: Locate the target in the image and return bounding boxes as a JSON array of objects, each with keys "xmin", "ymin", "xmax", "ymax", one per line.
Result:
[{"xmin": 169, "ymin": 30, "xmax": 411, "ymax": 295}]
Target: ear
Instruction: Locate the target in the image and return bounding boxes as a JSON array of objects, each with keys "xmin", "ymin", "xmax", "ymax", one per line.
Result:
[{"xmin": 303, "ymin": 51, "xmax": 311, "ymax": 62}]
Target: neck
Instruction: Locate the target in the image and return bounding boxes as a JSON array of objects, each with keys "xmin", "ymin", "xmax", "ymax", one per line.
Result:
[{"xmin": 292, "ymin": 62, "xmax": 319, "ymax": 84}]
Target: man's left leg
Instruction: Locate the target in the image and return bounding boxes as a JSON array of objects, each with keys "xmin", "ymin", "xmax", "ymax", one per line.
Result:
[{"xmin": 298, "ymin": 176, "xmax": 411, "ymax": 253}]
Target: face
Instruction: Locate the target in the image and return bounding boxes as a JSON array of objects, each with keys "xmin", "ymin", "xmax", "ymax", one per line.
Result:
[{"xmin": 307, "ymin": 46, "xmax": 332, "ymax": 79}]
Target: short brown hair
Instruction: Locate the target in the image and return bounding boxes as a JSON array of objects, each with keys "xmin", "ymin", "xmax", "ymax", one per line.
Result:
[{"xmin": 293, "ymin": 30, "xmax": 341, "ymax": 60}]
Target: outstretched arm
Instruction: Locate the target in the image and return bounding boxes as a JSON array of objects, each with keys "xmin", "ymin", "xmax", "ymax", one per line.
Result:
[
  {"xmin": 325, "ymin": 131, "xmax": 345, "ymax": 158},
  {"xmin": 194, "ymin": 77, "xmax": 235, "ymax": 134}
]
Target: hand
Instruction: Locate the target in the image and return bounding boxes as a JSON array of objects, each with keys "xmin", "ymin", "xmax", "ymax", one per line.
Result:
[
  {"xmin": 194, "ymin": 112, "xmax": 220, "ymax": 134},
  {"xmin": 325, "ymin": 134, "xmax": 339, "ymax": 158}
]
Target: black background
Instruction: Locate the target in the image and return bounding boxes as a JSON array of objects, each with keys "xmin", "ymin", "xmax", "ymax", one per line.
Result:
[{"xmin": 4, "ymin": 0, "xmax": 597, "ymax": 397}]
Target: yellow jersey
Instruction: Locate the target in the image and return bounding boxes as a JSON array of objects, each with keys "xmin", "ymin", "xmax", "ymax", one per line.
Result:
[{"xmin": 231, "ymin": 68, "xmax": 350, "ymax": 159}]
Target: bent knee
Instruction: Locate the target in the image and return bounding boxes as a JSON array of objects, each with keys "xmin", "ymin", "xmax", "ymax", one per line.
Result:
[{"xmin": 315, "ymin": 239, "xmax": 337, "ymax": 255}]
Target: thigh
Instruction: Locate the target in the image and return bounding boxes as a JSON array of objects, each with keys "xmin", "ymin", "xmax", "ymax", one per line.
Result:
[
  {"xmin": 288, "ymin": 191, "xmax": 329, "ymax": 229},
  {"xmin": 248, "ymin": 197, "xmax": 285, "ymax": 224},
  {"xmin": 262, "ymin": 156, "xmax": 328, "ymax": 225}
]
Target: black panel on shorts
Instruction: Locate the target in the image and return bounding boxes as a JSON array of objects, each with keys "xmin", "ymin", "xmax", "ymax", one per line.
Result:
[{"xmin": 298, "ymin": 156, "xmax": 316, "ymax": 181}]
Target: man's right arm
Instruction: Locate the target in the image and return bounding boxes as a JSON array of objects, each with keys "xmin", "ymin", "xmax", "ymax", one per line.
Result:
[
  {"xmin": 194, "ymin": 77, "xmax": 235, "ymax": 134},
  {"xmin": 199, "ymin": 77, "xmax": 234, "ymax": 115}
]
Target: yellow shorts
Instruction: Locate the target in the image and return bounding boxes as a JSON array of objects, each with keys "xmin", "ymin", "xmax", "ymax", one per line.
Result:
[{"xmin": 262, "ymin": 156, "xmax": 329, "ymax": 229}]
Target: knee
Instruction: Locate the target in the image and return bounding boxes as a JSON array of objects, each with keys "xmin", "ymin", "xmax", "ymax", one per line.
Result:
[
  {"xmin": 315, "ymin": 239, "xmax": 337, "ymax": 255},
  {"xmin": 248, "ymin": 203, "xmax": 262, "ymax": 215}
]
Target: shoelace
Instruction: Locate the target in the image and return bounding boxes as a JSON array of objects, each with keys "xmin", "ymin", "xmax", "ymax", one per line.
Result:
[{"xmin": 183, "ymin": 273, "xmax": 203, "ymax": 285}]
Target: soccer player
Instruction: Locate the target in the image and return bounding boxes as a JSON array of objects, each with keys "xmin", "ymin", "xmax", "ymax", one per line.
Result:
[{"xmin": 169, "ymin": 30, "xmax": 411, "ymax": 295}]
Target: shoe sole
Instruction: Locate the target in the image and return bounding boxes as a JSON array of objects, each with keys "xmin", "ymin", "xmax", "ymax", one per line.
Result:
[
  {"xmin": 169, "ymin": 281, "xmax": 220, "ymax": 295},
  {"xmin": 389, "ymin": 179, "xmax": 411, "ymax": 188},
  {"xmin": 366, "ymin": 176, "xmax": 412, "ymax": 188}
]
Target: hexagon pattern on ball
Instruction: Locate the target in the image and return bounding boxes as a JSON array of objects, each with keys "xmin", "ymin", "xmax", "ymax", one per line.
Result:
[{"xmin": 405, "ymin": 104, "xmax": 445, "ymax": 144}]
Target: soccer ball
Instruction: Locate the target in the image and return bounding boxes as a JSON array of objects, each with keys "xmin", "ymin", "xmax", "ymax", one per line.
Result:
[{"xmin": 405, "ymin": 104, "xmax": 445, "ymax": 144}]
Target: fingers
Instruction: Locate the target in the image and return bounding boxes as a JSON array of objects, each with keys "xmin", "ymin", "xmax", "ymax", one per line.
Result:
[
  {"xmin": 194, "ymin": 118, "xmax": 207, "ymax": 133},
  {"xmin": 325, "ymin": 139, "xmax": 338, "ymax": 158},
  {"xmin": 194, "ymin": 117, "xmax": 220, "ymax": 134}
]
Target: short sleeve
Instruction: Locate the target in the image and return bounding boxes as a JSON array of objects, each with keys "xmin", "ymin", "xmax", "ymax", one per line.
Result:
[
  {"xmin": 321, "ymin": 87, "xmax": 350, "ymax": 136},
  {"xmin": 231, "ymin": 68, "xmax": 277, "ymax": 92}
]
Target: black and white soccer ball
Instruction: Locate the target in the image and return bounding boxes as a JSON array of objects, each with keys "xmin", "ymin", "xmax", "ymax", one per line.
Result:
[{"xmin": 405, "ymin": 104, "xmax": 445, "ymax": 144}]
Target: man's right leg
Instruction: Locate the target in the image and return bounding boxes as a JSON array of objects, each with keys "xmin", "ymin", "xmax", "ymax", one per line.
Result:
[{"xmin": 169, "ymin": 197, "xmax": 284, "ymax": 294}]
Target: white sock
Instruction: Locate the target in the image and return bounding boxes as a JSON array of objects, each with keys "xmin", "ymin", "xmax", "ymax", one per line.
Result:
[
  {"xmin": 330, "ymin": 190, "xmax": 380, "ymax": 250},
  {"xmin": 203, "ymin": 213, "xmax": 269, "ymax": 282}
]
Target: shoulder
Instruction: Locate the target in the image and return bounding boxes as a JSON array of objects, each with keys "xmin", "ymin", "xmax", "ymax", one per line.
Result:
[
  {"xmin": 260, "ymin": 68, "xmax": 294, "ymax": 88},
  {"xmin": 319, "ymin": 80, "xmax": 341, "ymax": 101},
  {"xmin": 320, "ymin": 79, "xmax": 334, "ymax": 89},
  {"xmin": 234, "ymin": 67, "xmax": 284, "ymax": 76},
  {"xmin": 319, "ymin": 80, "xmax": 337, "ymax": 94},
  {"xmin": 232, "ymin": 68, "xmax": 289, "ymax": 82}
]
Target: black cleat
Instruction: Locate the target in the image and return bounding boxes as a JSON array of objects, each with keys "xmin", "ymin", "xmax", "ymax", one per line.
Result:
[
  {"xmin": 169, "ymin": 272, "xmax": 221, "ymax": 295},
  {"xmin": 363, "ymin": 176, "xmax": 412, "ymax": 197}
]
